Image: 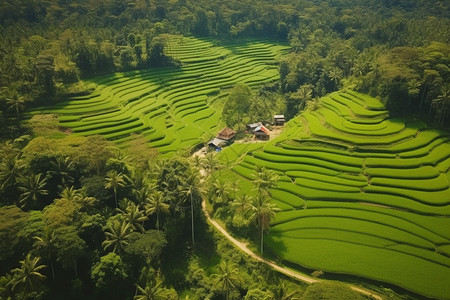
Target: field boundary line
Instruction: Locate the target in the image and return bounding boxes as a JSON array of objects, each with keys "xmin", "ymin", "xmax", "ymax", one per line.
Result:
[{"xmin": 201, "ymin": 199, "xmax": 384, "ymax": 300}]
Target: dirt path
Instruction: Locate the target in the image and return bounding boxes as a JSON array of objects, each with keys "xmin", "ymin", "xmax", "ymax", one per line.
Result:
[{"xmin": 201, "ymin": 200, "xmax": 383, "ymax": 300}]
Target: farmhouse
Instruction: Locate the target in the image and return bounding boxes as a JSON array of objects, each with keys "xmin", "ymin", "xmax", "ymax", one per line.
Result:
[
  {"xmin": 273, "ymin": 114, "xmax": 285, "ymax": 126},
  {"xmin": 217, "ymin": 127, "xmax": 236, "ymax": 141},
  {"xmin": 208, "ymin": 137, "xmax": 226, "ymax": 148},
  {"xmin": 247, "ymin": 122, "xmax": 261, "ymax": 132},
  {"xmin": 254, "ymin": 124, "xmax": 270, "ymax": 140}
]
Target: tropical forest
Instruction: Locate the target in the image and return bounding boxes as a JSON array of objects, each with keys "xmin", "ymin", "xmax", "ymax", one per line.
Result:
[{"xmin": 0, "ymin": 0, "xmax": 449, "ymax": 299}]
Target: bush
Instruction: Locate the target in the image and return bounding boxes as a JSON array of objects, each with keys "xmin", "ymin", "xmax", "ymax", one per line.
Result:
[{"xmin": 301, "ymin": 282, "xmax": 366, "ymax": 300}]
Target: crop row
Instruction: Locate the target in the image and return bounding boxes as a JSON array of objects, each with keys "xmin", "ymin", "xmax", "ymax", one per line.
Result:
[{"xmin": 34, "ymin": 36, "xmax": 289, "ymax": 154}]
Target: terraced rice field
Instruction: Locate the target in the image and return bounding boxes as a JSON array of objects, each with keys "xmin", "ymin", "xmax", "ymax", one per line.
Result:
[
  {"xmin": 32, "ymin": 36, "xmax": 289, "ymax": 155},
  {"xmin": 218, "ymin": 90, "xmax": 450, "ymax": 299}
]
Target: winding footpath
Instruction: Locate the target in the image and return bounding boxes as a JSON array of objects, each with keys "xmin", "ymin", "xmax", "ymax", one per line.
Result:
[{"xmin": 201, "ymin": 200, "xmax": 384, "ymax": 300}]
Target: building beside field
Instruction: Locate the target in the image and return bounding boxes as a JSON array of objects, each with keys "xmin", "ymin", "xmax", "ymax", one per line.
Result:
[
  {"xmin": 208, "ymin": 127, "xmax": 236, "ymax": 150},
  {"xmin": 254, "ymin": 124, "xmax": 270, "ymax": 140},
  {"xmin": 247, "ymin": 122, "xmax": 262, "ymax": 132},
  {"xmin": 208, "ymin": 138, "xmax": 226, "ymax": 148},
  {"xmin": 217, "ymin": 127, "xmax": 236, "ymax": 141},
  {"xmin": 273, "ymin": 114, "xmax": 285, "ymax": 126}
]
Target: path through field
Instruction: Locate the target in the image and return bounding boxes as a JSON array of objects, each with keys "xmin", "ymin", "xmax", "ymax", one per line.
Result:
[
  {"xmin": 216, "ymin": 90, "xmax": 450, "ymax": 299},
  {"xmin": 201, "ymin": 199, "xmax": 383, "ymax": 300}
]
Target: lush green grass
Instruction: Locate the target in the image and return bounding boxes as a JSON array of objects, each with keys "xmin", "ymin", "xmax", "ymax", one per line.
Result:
[
  {"xmin": 217, "ymin": 90, "xmax": 450, "ymax": 299},
  {"xmin": 32, "ymin": 36, "xmax": 289, "ymax": 156},
  {"xmin": 266, "ymin": 236, "xmax": 450, "ymax": 299}
]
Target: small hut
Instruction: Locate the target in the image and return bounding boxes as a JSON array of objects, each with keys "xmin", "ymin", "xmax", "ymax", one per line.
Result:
[
  {"xmin": 217, "ymin": 127, "xmax": 236, "ymax": 141},
  {"xmin": 247, "ymin": 122, "xmax": 262, "ymax": 132},
  {"xmin": 273, "ymin": 114, "xmax": 285, "ymax": 126},
  {"xmin": 254, "ymin": 124, "xmax": 270, "ymax": 140},
  {"xmin": 208, "ymin": 138, "xmax": 226, "ymax": 148}
]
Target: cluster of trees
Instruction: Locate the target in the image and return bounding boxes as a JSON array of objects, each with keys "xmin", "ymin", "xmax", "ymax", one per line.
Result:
[
  {"xmin": 222, "ymin": 83, "xmax": 286, "ymax": 131},
  {"xmin": 0, "ymin": 133, "xmax": 199, "ymax": 299},
  {"xmin": 1, "ymin": 0, "xmax": 449, "ymax": 139},
  {"xmin": 0, "ymin": 132, "xmax": 314, "ymax": 299}
]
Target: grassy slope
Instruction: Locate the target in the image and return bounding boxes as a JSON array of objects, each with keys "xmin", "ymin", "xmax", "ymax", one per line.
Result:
[
  {"xmin": 31, "ymin": 36, "xmax": 289, "ymax": 156},
  {"xmin": 218, "ymin": 91, "xmax": 450, "ymax": 299}
]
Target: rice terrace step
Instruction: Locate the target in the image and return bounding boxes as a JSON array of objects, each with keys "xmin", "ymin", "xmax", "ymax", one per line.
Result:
[
  {"xmin": 32, "ymin": 36, "xmax": 450, "ymax": 299},
  {"xmin": 217, "ymin": 91, "xmax": 450, "ymax": 299}
]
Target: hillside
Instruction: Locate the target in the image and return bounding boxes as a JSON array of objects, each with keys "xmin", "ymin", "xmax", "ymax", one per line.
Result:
[{"xmin": 217, "ymin": 90, "xmax": 450, "ymax": 299}]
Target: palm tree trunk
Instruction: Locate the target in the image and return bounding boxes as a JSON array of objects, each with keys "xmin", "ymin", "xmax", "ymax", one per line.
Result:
[
  {"xmin": 156, "ymin": 211, "xmax": 160, "ymax": 231},
  {"xmin": 51, "ymin": 261, "xmax": 55, "ymax": 280},
  {"xmin": 73, "ymin": 258, "xmax": 78, "ymax": 278},
  {"xmin": 114, "ymin": 191, "xmax": 118, "ymax": 209},
  {"xmin": 420, "ymin": 83, "xmax": 427, "ymax": 110},
  {"xmin": 191, "ymin": 193, "xmax": 195, "ymax": 250},
  {"xmin": 261, "ymin": 225, "xmax": 264, "ymax": 256}
]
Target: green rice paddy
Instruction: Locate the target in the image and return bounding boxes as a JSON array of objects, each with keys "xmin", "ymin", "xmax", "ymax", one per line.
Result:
[
  {"xmin": 31, "ymin": 36, "xmax": 450, "ymax": 298},
  {"xmin": 219, "ymin": 91, "xmax": 450, "ymax": 299},
  {"xmin": 31, "ymin": 36, "xmax": 289, "ymax": 155}
]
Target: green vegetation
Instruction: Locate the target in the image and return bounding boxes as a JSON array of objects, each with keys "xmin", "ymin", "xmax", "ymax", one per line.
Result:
[
  {"xmin": 0, "ymin": 0, "xmax": 449, "ymax": 299},
  {"xmin": 29, "ymin": 37, "xmax": 288, "ymax": 156},
  {"xmin": 216, "ymin": 91, "xmax": 450, "ymax": 299}
]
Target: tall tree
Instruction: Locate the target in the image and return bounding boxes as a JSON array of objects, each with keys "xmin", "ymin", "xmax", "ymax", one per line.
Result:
[
  {"xmin": 145, "ymin": 190, "xmax": 169, "ymax": 231},
  {"xmin": 432, "ymin": 84, "xmax": 450, "ymax": 127},
  {"xmin": 102, "ymin": 220, "xmax": 132, "ymax": 253},
  {"xmin": 178, "ymin": 167, "xmax": 203, "ymax": 250},
  {"xmin": 134, "ymin": 278, "xmax": 169, "ymax": 300},
  {"xmin": 212, "ymin": 260, "xmax": 241, "ymax": 300},
  {"xmin": 223, "ymin": 83, "xmax": 252, "ymax": 130},
  {"xmin": 4, "ymin": 89, "xmax": 26, "ymax": 120},
  {"xmin": 33, "ymin": 230, "xmax": 58, "ymax": 280},
  {"xmin": 9, "ymin": 253, "xmax": 46, "ymax": 300},
  {"xmin": 203, "ymin": 153, "xmax": 221, "ymax": 176},
  {"xmin": 118, "ymin": 200, "xmax": 147, "ymax": 233},
  {"xmin": 54, "ymin": 226, "xmax": 85, "ymax": 278},
  {"xmin": 18, "ymin": 173, "xmax": 48, "ymax": 209},
  {"xmin": 91, "ymin": 252, "xmax": 128, "ymax": 299},
  {"xmin": 0, "ymin": 154, "xmax": 24, "ymax": 191},
  {"xmin": 234, "ymin": 167, "xmax": 280, "ymax": 256},
  {"xmin": 105, "ymin": 170, "xmax": 126, "ymax": 209}
]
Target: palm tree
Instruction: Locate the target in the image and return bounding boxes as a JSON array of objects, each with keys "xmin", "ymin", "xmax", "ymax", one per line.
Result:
[
  {"xmin": 59, "ymin": 186, "xmax": 97, "ymax": 209},
  {"xmin": 178, "ymin": 168, "xmax": 203, "ymax": 250},
  {"xmin": 239, "ymin": 166, "xmax": 280, "ymax": 256},
  {"xmin": 213, "ymin": 179, "xmax": 231, "ymax": 206},
  {"xmin": 145, "ymin": 190, "xmax": 169, "ymax": 231},
  {"xmin": 272, "ymin": 282, "xmax": 300, "ymax": 300},
  {"xmin": 212, "ymin": 260, "xmax": 241, "ymax": 300},
  {"xmin": 9, "ymin": 253, "xmax": 46, "ymax": 300},
  {"xmin": 102, "ymin": 220, "xmax": 132, "ymax": 253},
  {"xmin": 0, "ymin": 154, "xmax": 24, "ymax": 190},
  {"xmin": 134, "ymin": 279, "xmax": 166, "ymax": 300},
  {"xmin": 105, "ymin": 170, "xmax": 126, "ymax": 209},
  {"xmin": 51, "ymin": 156, "xmax": 74, "ymax": 188},
  {"xmin": 327, "ymin": 67, "xmax": 343, "ymax": 90},
  {"xmin": 248, "ymin": 196, "xmax": 280, "ymax": 256},
  {"xmin": 203, "ymin": 153, "xmax": 220, "ymax": 176},
  {"xmin": 432, "ymin": 84, "xmax": 450, "ymax": 127},
  {"xmin": 118, "ymin": 200, "xmax": 147, "ymax": 233},
  {"xmin": 5, "ymin": 90, "xmax": 26, "ymax": 120},
  {"xmin": 253, "ymin": 166, "xmax": 278, "ymax": 199},
  {"xmin": 58, "ymin": 186, "xmax": 82, "ymax": 201},
  {"xmin": 34, "ymin": 230, "xmax": 57, "ymax": 280},
  {"xmin": 18, "ymin": 173, "xmax": 48, "ymax": 209},
  {"xmin": 290, "ymin": 84, "xmax": 312, "ymax": 111}
]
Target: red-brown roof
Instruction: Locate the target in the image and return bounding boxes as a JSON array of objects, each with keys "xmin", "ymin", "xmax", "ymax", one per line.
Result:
[
  {"xmin": 217, "ymin": 127, "xmax": 236, "ymax": 140},
  {"xmin": 254, "ymin": 125, "xmax": 270, "ymax": 135}
]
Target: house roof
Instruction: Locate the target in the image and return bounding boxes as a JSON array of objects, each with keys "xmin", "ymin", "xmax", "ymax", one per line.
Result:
[
  {"xmin": 217, "ymin": 127, "xmax": 236, "ymax": 140},
  {"xmin": 274, "ymin": 114, "xmax": 285, "ymax": 119},
  {"xmin": 254, "ymin": 125, "xmax": 270, "ymax": 135},
  {"xmin": 208, "ymin": 138, "xmax": 226, "ymax": 147},
  {"xmin": 247, "ymin": 122, "xmax": 262, "ymax": 129}
]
